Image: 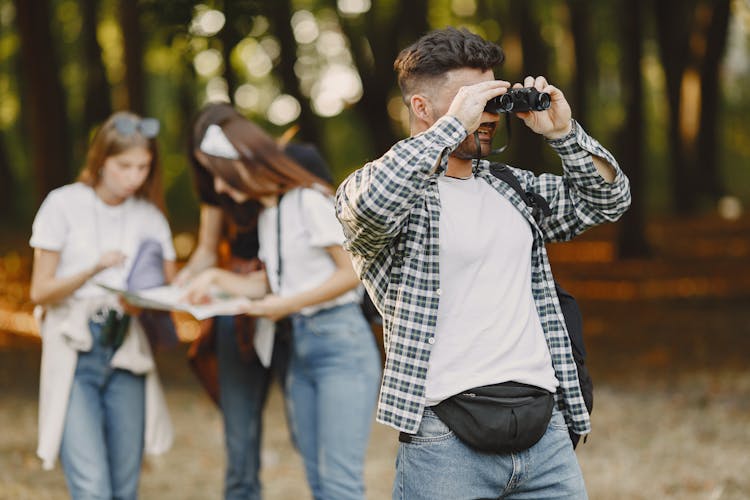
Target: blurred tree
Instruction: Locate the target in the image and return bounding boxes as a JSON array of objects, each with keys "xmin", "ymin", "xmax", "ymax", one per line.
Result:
[
  {"xmin": 0, "ymin": 135, "xmax": 13, "ymax": 222},
  {"xmin": 265, "ymin": 0, "xmax": 321, "ymax": 145},
  {"xmin": 335, "ymin": 0, "xmax": 429, "ymax": 156},
  {"xmin": 140, "ymin": 0, "xmax": 201, "ymax": 226},
  {"xmin": 566, "ymin": 0, "xmax": 592, "ymax": 127},
  {"xmin": 507, "ymin": 0, "xmax": 551, "ymax": 173},
  {"xmin": 220, "ymin": 0, "xmax": 259, "ymax": 97},
  {"xmin": 0, "ymin": 0, "xmax": 744, "ymax": 229},
  {"xmin": 654, "ymin": 0, "xmax": 698, "ymax": 212},
  {"xmin": 15, "ymin": 0, "xmax": 71, "ymax": 203},
  {"xmin": 81, "ymin": 0, "xmax": 111, "ymax": 133},
  {"xmin": 617, "ymin": 0, "xmax": 650, "ymax": 258},
  {"xmin": 139, "ymin": 0, "xmax": 196, "ymax": 128},
  {"xmin": 0, "ymin": 4, "xmax": 15, "ymax": 221},
  {"xmin": 120, "ymin": 0, "xmax": 145, "ymax": 113},
  {"xmin": 654, "ymin": 0, "xmax": 731, "ymax": 213},
  {"xmin": 696, "ymin": 0, "xmax": 731, "ymax": 203}
]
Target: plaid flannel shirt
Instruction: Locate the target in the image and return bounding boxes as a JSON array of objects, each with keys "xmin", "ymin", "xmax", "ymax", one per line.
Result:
[{"xmin": 335, "ymin": 115, "xmax": 631, "ymax": 435}]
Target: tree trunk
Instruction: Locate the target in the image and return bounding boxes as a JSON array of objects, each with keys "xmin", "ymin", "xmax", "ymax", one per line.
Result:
[
  {"xmin": 510, "ymin": 1, "xmax": 550, "ymax": 173},
  {"xmin": 335, "ymin": 0, "xmax": 428, "ymax": 156},
  {"xmin": 81, "ymin": 0, "xmax": 111, "ymax": 131},
  {"xmin": 120, "ymin": 0, "xmax": 145, "ymax": 113},
  {"xmin": 219, "ymin": 0, "xmax": 246, "ymax": 98},
  {"xmin": 265, "ymin": 0, "xmax": 321, "ymax": 146},
  {"xmin": 697, "ymin": 0, "xmax": 730, "ymax": 202},
  {"xmin": 653, "ymin": 0, "xmax": 698, "ymax": 213},
  {"xmin": 0, "ymin": 135, "xmax": 14, "ymax": 222},
  {"xmin": 566, "ymin": 0, "xmax": 592, "ymax": 126},
  {"xmin": 14, "ymin": 0, "xmax": 71, "ymax": 202},
  {"xmin": 617, "ymin": 0, "xmax": 650, "ymax": 258}
]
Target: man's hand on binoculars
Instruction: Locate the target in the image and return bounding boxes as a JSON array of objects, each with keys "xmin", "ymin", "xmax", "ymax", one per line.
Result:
[
  {"xmin": 447, "ymin": 79, "xmax": 509, "ymax": 135},
  {"xmin": 513, "ymin": 75, "xmax": 572, "ymax": 140}
]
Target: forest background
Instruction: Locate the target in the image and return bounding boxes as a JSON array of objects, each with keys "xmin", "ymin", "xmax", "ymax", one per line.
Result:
[
  {"xmin": 1, "ymin": 0, "xmax": 748, "ymax": 237},
  {"xmin": 1, "ymin": 1, "xmax": 749, "ymax": 499}
]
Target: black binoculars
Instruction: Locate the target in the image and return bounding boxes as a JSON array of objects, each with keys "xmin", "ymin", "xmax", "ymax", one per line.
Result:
[{"xmin": 485, "ymin": 87, "xmax": 551, "ymax": 114}]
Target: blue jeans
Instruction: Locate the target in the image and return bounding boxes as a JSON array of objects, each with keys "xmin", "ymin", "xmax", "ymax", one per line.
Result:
[
  {"xmin": 393, "ymin": 406, "xmax": 587, "ymax": 500},
  {"xmin": 287, "ymin": 303, "xmax": 382, "ymax": 500},
  {"xmin": 60, "ymin": 320, "xmax": 146, "ymax": 500},
  {"xmin": 216, "ymin": 315, "xmax": 291, "ymax": 500}
]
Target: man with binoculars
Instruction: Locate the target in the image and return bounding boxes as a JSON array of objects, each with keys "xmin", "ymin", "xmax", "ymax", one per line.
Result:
[{"xmin": 336, "ymin": 27, "xmax": 631, "ymax": 499}]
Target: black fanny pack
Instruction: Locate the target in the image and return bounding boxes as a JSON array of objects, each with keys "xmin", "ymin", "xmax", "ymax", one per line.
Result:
[{"xmin": 431, "ymin": 381, "xmax": 554, "ymax": 454}]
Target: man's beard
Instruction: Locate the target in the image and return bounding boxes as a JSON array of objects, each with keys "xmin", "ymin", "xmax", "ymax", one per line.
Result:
[{"xmin": 451, "ymin": 123, "xmax": 496, "ymax": 160}]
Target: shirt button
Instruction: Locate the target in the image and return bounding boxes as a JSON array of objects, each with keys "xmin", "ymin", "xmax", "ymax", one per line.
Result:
[
  {"xmin": 427, "ymin": 337, "xmax": 435, "ymax": 345},
  {"xmin": 436, "ymin": 288, "xmax": 442, "ymax": 296}
]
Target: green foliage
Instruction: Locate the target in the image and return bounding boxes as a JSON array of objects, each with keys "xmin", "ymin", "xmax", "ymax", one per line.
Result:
[{"xmin": 2, "ymin": 0, "xmax": 749, "ymax": 232}]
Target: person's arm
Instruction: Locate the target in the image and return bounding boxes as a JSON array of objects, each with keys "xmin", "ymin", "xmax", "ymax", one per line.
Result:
[
  {"xmin": 335, "ymin": 119, "xmax": 464, "ymax": 261},
  {"xmin": 335, "ymin": 80, "xmax": 508, "ymax": 263},
  {"xmin": 504, "ymin": 118, "xmax": 631, "ymax": 244},
  {"xmin": 173, "ymin": 204, "xmax": 223, "ymax": 285},
  {"xmin": 30, "ymin": 248, "xmax": 125, "ymax": 305},
  {"xmin": 515, "ymin": 75, "xmax": 618, "ymax": 179},
  {"xmin": 182, "ymin": 267, "xmax": 269, "ymax": 304},
  {"xmin": 242, "ymin": 245, "xmax": 360, "ymax": 322},
  {"xmin": 508, "ymin": 76, "xmax": 631, "ymax": 242},
  {"xmin": 163, "ymin": 260, "xmax": 177, "ymax": 283}
]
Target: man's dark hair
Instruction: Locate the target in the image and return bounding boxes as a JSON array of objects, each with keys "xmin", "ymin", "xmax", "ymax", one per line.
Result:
[{"xmin": 394, "ymin": 27, "xmax": 505, "ymax": 101}]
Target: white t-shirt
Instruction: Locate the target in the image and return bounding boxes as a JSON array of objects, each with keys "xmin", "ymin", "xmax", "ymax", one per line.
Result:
[
  {"xmin": 257, "ymin": 187, "xmax": 359, "ymax": 315},
  {"xmin": 424, "ymin": 175, "xmax": 559, "ymax": 405},
  {"xmin": 30, "ymin": 182, "xmax": 176, "ymax": 299}
]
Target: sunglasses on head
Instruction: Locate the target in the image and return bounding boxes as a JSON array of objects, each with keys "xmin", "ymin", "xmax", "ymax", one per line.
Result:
[{"xmin": 113, "ymin": 116, "xmax": 160, "ymax": 138}]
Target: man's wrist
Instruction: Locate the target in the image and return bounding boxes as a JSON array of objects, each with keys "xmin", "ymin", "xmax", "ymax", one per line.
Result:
[{"xmin": 545, "ymin": 120, "xmax": 575, "ymax": 142}]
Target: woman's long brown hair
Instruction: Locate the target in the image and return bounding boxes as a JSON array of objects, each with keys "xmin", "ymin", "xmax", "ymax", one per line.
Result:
[
  {"xmin": 78, "ymin": 111, "xmax": 166, "ymax": 211},
  {"xmin": 191, "ymin": 103, "xmax": 333, "ymax": 200}
]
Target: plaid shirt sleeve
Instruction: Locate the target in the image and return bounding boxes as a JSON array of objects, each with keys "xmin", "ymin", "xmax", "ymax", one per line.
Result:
[
  {"xmin": 510, "ymin": 120, "xmax": 632, "ymax": 242},
  {"xmin": 335, "ymin": 115, "xmax": 466, "ymax": 262},
  {"xmin": 335, "ymin": 117, "xmax": 468, "ymax": 432}
]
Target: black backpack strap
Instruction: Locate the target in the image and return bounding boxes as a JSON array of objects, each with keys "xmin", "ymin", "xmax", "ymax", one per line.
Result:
[
  {"xmin": 489, "ymin": 162, "xmax": 594, "ymax": 429},
  {"xmin": 275, "ymin": 192, "xmax": 286, "ymax": 292},
  {"xmin": 488, "ymin": 163, "xmax": 552, "ymax": 221}
]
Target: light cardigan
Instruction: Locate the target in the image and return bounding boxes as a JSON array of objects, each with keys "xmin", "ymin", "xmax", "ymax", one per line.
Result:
[{"xmin": 36, "ymin": 295, "xmax": 174, "ymax": 470}]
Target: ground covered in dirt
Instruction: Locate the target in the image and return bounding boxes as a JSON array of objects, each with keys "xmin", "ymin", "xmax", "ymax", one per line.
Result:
[{"xmin": 1, "ymin": 215, "xmax": 748, "ymax": 499}]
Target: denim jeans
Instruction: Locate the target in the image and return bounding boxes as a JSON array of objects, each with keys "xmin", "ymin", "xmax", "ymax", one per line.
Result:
[
  {"xmin": 60, "ymin": 320, "xmax": 146, "ymax": 500},
  {"xmin": 216, "ymin": 315, "xmax": 291, "ymax": 500},
  {"xmin": 287, "ymin": 303, "xmax": 382, "ymax": 500},
  {"xmin": 393, "ymin": 406, "xmax": 587, "ymax": 500}
]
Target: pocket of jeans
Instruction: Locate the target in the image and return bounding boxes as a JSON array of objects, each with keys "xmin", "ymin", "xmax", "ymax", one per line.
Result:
[
  {"xmin": 548, "ymin": 408, "xmax": 569, "ymax": 431},
  {"xmin": 307, "ymin": 306, "xmax": 361, "ymax": 340},
  {"xmin": 406, "ymin": 412, "xmax": 455, "ymax": 444}
]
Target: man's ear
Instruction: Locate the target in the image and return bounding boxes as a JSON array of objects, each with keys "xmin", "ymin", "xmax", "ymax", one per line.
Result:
[{"xmin": 410, "ymin": 94, "xmax": 431, "ymax": 122}]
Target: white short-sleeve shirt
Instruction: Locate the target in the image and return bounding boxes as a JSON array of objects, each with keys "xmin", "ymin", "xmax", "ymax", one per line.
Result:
[
  {"xmin": 30, "ymin": 183, "xmax": 176, "ymax": 299},
  {"xmin": 258, "ymin": 187, "xmax": 359, "ymax": 315}
]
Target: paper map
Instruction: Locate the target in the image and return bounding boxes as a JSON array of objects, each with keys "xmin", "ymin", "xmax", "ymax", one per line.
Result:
[{"xmin": 97, "ymin": 284, "xmax": 252, "ymax": 320}]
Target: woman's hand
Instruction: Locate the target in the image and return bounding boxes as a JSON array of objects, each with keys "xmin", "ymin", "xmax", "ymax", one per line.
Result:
[
  {"xmin": 243, "ymin": 294, "xmax": 296, "ymax": 322},
  {"xmin": 30, "ymin": 248, "xmax": 126, "ymax": 305},
  {"xmin": 180, "ymin": 268, "xmax": 218, "ymax": 304},
  {"xmin": 95, "ymin": 250, "xmax": 127, "ymax": 273},
  {"xmin": 172, "ymin": 267, "xmax": 194, "ymax": 287}
]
